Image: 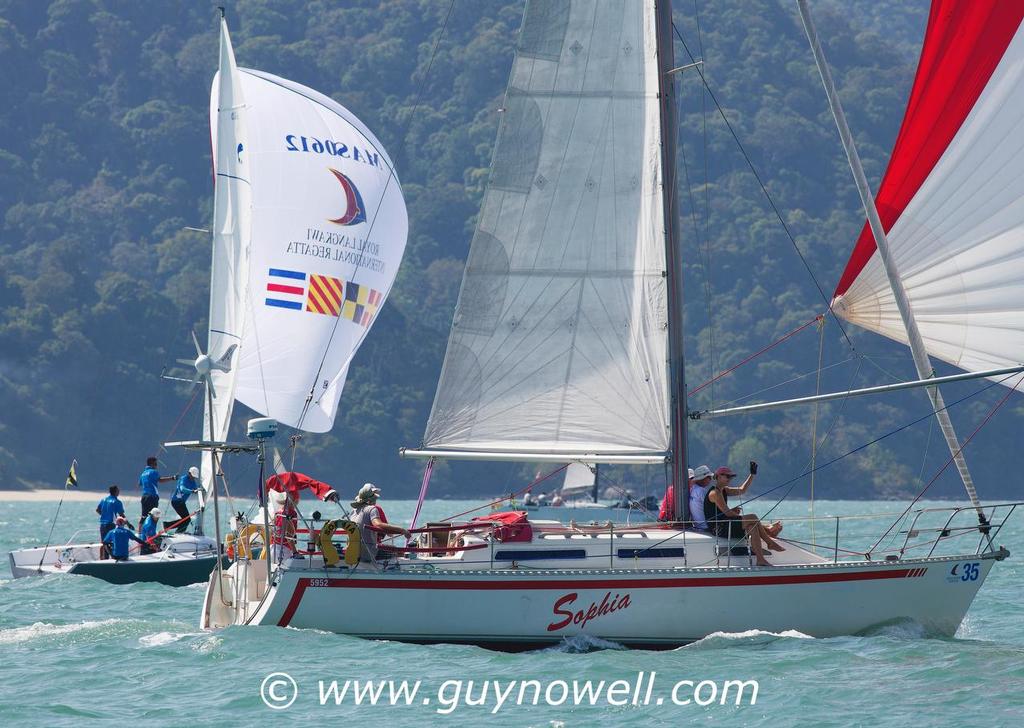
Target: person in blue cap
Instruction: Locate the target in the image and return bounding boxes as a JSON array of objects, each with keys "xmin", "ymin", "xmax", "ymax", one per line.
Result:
[
  {"xmin": 103, "ymin": 516, "xmax": 147, "ymax": 561},
  {"xmin": 138, "ymin": 456, "xmax": 175, "ymax": 530},
  {"xmin": 138, "ymin": 507, "xmax": 161, "ymax": 555},
  {"xmin": 170, "ymin": 466, "xmax": 202, "ymax": 533},
  {"xmin": 96, "ymin": 485, "xmax": 126, "ymax": 559}
]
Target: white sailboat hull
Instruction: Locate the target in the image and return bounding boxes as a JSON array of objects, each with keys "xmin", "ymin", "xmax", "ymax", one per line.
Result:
[{"xmin": 205, "ymin": 551, "xmax": 1001, "ymax": 649}]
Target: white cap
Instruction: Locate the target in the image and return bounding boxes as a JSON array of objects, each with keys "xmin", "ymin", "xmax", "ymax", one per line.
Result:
[
  {"xmin": 150, "ymin": 508, "xmax": 161, "ymax": 518},
  {"xmin": 357, "ymin": 483, "xmax": 381, "ymax": 500},
  {"xmin": 188, "ymin": 466, "xmax": 200, "ymax": 479},
  {"xmin": 688, "ymin": 468, "xmax": 695, "ymax": 480},
  {"xmin": 693, "ymin": 465, "xmax": 713, "ymax": 480}
]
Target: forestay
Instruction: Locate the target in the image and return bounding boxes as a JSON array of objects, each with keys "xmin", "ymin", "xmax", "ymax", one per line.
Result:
[
  {"xmin": 209, "ymin": 24, "xmax": 408, "ymax": 434},
  {"xmin": 422, "ymin": 0, "xmax": 670, "ymax": 457},
  {"xmin": 832, "ymin": 1, "xmax": 1024, "ymax": 378}
]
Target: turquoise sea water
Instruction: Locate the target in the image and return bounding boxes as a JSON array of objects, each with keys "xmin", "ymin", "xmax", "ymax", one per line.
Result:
[{"xmin": 1, "ymin": 497, "xmax": 1022, "ymax": 727}]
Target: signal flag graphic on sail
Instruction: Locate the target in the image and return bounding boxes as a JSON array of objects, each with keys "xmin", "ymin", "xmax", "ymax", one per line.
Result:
[
  {"xmin": 264, "ymin": 268, "xmax": 381, "ymax": 327},
  {"xmin": 265, "ymin": 268, "xmax": 307, "ymax": 310},
  {"xmin": 306, "ymin": 274, "xmax": 344, "ymax": 316}
]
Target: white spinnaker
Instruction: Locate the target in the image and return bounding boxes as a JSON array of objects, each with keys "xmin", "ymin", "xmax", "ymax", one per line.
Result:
[
  {"xmin": 210, "ymin": 68, "xmax": 407, "ymax": 433},
  {"xmin": 422, "ymin": 0, "xmax": 669, "ymax": 456},
  {"xmin": 834, "ymin": 22, "xmax": 1024, "ymax": 376},
  {"xmin": 203, "ymin": 18, "xmax": 251, "ymax": 495}
]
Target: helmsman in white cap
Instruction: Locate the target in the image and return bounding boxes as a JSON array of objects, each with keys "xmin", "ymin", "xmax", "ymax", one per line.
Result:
[
  {"xmin": 349, "ymin": 483, "xmax": 410, "ymax": 563},
  {"xmin": 170, "ymin": 465, "xmax": 203, "ymax": 533}
]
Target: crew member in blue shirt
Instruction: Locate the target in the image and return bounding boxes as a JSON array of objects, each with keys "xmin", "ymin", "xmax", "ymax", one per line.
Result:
[
  {"xmin": 96, "ymin": 485, "xmax": 126, "ymax": 559},
  {"xmin": 103, "ymin": 516, "xmax": 146, "ymax": 561},
  {"xmin": 139, "ymin": 507, "xmax": 161, "ymax": 555},
  {"xmin": 138, "ymin": 456, "xmax": 174, "ymax": 530},
  {"xmin": 170, "ymin": 466, "xmax": 202, "ymax": 533}
]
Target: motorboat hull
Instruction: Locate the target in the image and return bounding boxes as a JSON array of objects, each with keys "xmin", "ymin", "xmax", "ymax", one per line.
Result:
[{"xmin": 9, "ymin": 536, "xmax": 227, "ymax": 587}]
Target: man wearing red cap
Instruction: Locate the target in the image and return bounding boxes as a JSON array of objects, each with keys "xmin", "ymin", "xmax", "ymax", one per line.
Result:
[{"xmin": 704, "ymin": 461, "xmax": 784, "ymax": 566}]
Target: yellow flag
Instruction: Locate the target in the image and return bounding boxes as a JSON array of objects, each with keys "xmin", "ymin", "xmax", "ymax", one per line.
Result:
[{"xmin": 65, "ymin": 460, "xmax": 77, "ymax": 488}]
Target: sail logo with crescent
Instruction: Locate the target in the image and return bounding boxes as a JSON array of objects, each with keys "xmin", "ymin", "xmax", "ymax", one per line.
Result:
[{"xmin": 327, "ymin": 168, "xmax": 367, "ymax": 226}]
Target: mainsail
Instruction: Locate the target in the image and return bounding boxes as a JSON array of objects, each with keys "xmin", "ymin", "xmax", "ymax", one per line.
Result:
[
  {"xmin": 421, "ymin": 0, "xmax": 670, "ymax": 457},
  {"xmin": 203, "ymin": 17, "xmax": 252, "ymax": 494},
  {"xmin": 207, "ymin": 20, "xmax": 408, "ymax": 447},
  {"xmin": 832, "ymin": 1, "xmax": 1024, "ymax": 377}
]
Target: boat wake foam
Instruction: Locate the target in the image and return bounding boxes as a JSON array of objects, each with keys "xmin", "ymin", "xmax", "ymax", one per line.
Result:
[
  {"xmin": 139, "ymin": 631, "xmax": 203, "ymax": 647},
  {"xmin": 540, "ymin": 634, "xmax": 628, "ymax": 653},
  {"xmin": 0, "ymin": 618, "xmax": 122, "ymax": 645},
  {"xmin": 682, "ymin": 629, "xmax": 814, "ymax": 650}
]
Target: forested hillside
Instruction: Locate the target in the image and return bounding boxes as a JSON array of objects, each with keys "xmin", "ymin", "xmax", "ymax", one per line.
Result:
[{"xmin": 2, "ymin": 0, "xmax": 1022, "ymax": 500}]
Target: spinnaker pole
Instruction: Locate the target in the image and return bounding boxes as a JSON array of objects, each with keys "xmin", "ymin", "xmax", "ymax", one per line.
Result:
[
  {"xmin": 797, "ymin": 0, "xmax": 989, "ymax": 530},
  {"xmin": 655, "ymin": 0, "xmax": 690, "ymax": 522}
]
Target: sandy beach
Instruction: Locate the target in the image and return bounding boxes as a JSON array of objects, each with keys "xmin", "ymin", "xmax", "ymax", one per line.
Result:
[{"xmin": 1, "ymin": 489, "xmax": 139, "ymax": 503}]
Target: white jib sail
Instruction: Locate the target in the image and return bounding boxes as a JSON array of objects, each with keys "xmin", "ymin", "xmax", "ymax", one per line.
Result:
[
  {"xmin": 421, "ymin": 0, "xmax": 670, "ymax": 457},
  {"xmin": 209, "ymin": 35, "xmax": 408, "ymax": 434}
]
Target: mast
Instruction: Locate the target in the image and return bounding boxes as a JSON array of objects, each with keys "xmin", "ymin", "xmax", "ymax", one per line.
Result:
[
  {"xmin": 796, "ymin": 0, "xmax": 989, "ymax": 529},
  {"xmin": 655, "ymin": 0, "xmax": 689, "ymax": 521}
]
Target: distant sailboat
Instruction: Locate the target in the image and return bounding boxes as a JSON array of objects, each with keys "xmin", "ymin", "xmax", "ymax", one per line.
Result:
[{"xmin": 202, "ymin": 0, "xmax": 1020, "ymax": 647}]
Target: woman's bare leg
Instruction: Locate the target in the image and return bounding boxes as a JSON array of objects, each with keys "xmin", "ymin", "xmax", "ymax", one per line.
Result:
[
  {"xmin": 741, "ymin": 515, "xmax": 771, "ymax": 565},
  {"xmin": 757, "ymin": 523, "xmax": 786, "ymax": 551}
]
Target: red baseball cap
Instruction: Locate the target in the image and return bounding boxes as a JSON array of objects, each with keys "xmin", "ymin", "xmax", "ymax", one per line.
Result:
[{"xmin": 715, "ymin": 466, "xmax": 737, "ymax": 477}]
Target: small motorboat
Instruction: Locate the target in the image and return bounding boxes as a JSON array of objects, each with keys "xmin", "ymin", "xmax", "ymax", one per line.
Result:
[{"xmin": 9, "ymin": 531, "xmax": 226, "ymax": 587}]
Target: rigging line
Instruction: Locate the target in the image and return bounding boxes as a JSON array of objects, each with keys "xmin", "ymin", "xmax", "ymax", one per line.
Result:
[
  {"xmin": 688, "ymin": 314, "xmax": 823, "ymax": 396},
  {"xmin": 669, "ymin": 22, "xmax": 855, "ymax": 351},
  {"xmin": 759, "ymin": 355, "xmax": 862, "ymax": 519},
  {"xmin": 714, "ymin": 355, "xmax": 857, "ymax": 408},
  {"xmin": 674, "ymin": 67, "xmax": 716, "ymax": 446},
  {"xmin": 746, "ymin": 370, "xmax": 1012, "ymax": 512},
  {"xmin": 693, "ymin": 0, "xmax": 716, "ymax": 449},
  {"xmin": 441, "ymin": 464, "xmax": 569, "ymax": 522},
  {"xmin": 867, "ymin": 372, "xmax": 1024, "ymax": 556},
  {"xmin": 158, "ymin": 384, "xmax": 203, "ymax": 452},
  {"xmin": 878, "ymin": 416, "xmax": 935, "ymax": 555},
  {"xmin": 808, "ymin": 315, "xmax": 825, "ymax": 550},
  {"xmin": 860, "ymin": 353, "xmax": 911, "ymax": 383},
  {"xmin": 294, "ymin": 0, "xmax": 457, "ymax": 431}
]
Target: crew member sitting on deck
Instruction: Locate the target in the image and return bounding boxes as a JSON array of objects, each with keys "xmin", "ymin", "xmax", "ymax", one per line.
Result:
[
  {"xmin": 704, "ymin": 462, "xmax": 784, "ymax": 567},
  {"xmin": 96, "ymin": 485, "xmax": 126, "ymax": 560},
  {"xmin": 103, "ymin": 516, "xmax": 147, "ymax": 561},
  {"xmin": 170, "ymin": 466, "xmax": 202, "ymax": 533},
  {"xmin": 658, "ymin": 469, "xmax": 694, "ymax": 522},
  {"xmin": 349, "ymin": 484, "xmax": 411, "ymax": 563},
  {"xmin": 688, "ymin": 465, "xmax": 714, "ymax": 530},
  {"xmin": 270, "ymin": 490, "xmax": 299, "ymax": 564},
  {"xmin": 138, "ymin": 457, "xmax": 174, "ymax": 531},
  {"xmin": 139, "ymin": 508, "xmax": 161, "ymax": 555}
]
